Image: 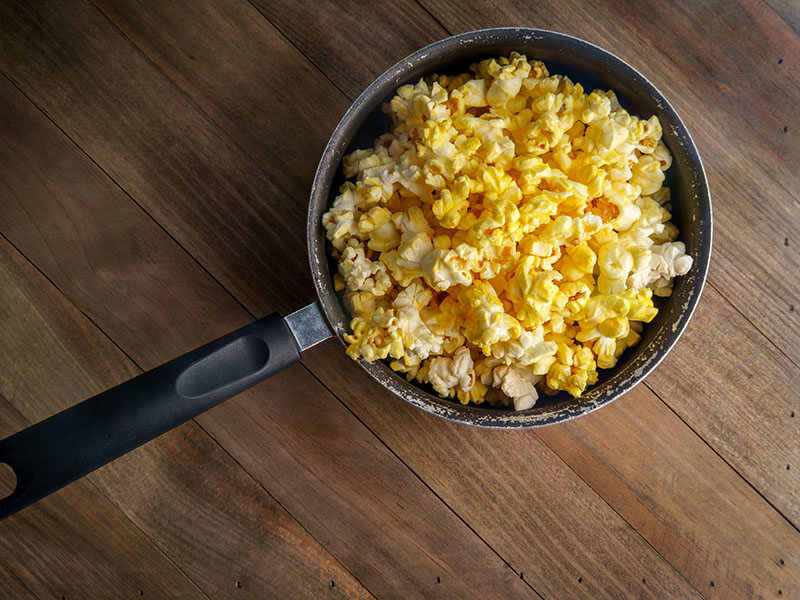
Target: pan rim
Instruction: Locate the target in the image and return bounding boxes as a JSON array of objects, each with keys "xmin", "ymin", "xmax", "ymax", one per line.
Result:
[{"xmin": 307, "ymin": 27, "xmax": 712, "ymax": 428}]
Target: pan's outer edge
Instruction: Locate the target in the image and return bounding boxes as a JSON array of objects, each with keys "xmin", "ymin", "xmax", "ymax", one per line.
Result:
[{"xmin": 306, "ymin": 27, "xmax": 713, "ymax": 428}]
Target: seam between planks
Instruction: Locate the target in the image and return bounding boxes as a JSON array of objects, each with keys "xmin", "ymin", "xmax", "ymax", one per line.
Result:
[
  {"xmin": 414, "ymin": 0, "xmax": 452, "ymax": 36},
  {"xmin": 707, "ymin": 280, "xmax": 800, "ymax": 370},
  {"xmin": 576, "ymin": 0, "xmax": 800, "ymax": 213},
  {"xmin": 301, "ymin": 356, "xmax": 702, "ymax": 599},
  {"xmin": 299, "ymin": 364, "xmax": 546, "ymax": 599},
  {"xmin": 193, "ymin": 422, "xmax": 382, "ymax": 599},
  {"xmin": 763, "ymin": 0, "xmax": 800, "ymax": 60},
  {"xmin": 643, "ymin": 378, "xmax": 800, "ymax": 535},
  {"xmin": 0, "ymin": 4, "xmax": 787, "ymax": 596},
  {"xmin": 531, "ymin": 412, "xmax": 713, "ymax": 597},
  {"xmin": 245, "ymin": 0, "xmax": 353, "ymax": 102},
  {"xmin": 0, "ymin": 389, "xmax": 211, "ymax": 600},
  {"xmin": 0, "ymin": 230, "xmax": 378, "ymax": 600},
  {"xmin": 750, "ymin": 155, "xmax": 800, "ymax": 208},
  {"xmin": 86, "ymin": 0, "xmax": 302, "ymax": 214},
  {"xmin": 0, "ymin": 68, "xmax": 256, "ymax": 325},
  {"xmin": 1, "ymin": 552, "xmax": 42, "ymax": 600}
]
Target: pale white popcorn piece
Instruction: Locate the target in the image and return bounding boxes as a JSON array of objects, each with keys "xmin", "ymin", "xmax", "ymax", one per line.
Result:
[
  {"xmin": 492, "ymin": 365, "xmax": 541, "ymax": 411},
  {"xmin": 394, "ymin": 304, "xmax": 444, "ymax": 365},
  {"xmin": 393, "ymin": 280, "xmax": 433, "ymax": 310},
  {"xmin": 427, "ymin": 347, "xmax": 476, "ymax": 397},
  {"xmin": 627, "ymin": 241, "xmax": 693, "ymax": 292},
  {"xmin": 322, "ymin": 185, "xmax": 363, "ymax": 251},
  {"xmin": 419, "ymin": 243, "xmax": 478, "ymax": 291},
  {"xmin": 490, "ymin": 327, "xmax": 558, "ymax": 374}
]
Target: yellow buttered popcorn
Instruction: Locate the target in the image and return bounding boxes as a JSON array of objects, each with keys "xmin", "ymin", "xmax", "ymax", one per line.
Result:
[{"xmin": 324, "ymin": 53, "xmax": 693, "ymax": 409}]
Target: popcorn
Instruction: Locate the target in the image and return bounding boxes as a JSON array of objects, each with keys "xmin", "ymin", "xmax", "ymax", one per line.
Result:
[
  {"xmin": 324, "ymin": 53, "xmax": 693, "ymax": 407},
  {"xmin": 492, "ymin": 364, "xmax": 540, "ymax": 410},
  {"xmin": 423, "ymin": 347, "xmax": 476, "ymax": 398},
  {"xmin": 338, "ymin": 240, "xmax": 392, "ymax": 296}
]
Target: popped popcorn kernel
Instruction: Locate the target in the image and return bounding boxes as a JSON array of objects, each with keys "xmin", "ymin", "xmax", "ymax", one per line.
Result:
[{"xmin": 324, "ymin": 53, "xmax": 692, "ymax": 407}]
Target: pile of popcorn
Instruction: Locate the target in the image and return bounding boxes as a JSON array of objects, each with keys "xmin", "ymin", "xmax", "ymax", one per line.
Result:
[{"xmin": 323, "ymin": 53, "xmax": 692, "ymax": 410}]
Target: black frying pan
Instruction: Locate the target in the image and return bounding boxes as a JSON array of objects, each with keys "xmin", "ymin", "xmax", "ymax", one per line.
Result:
[{"xmin": 0, "ymin": 28, "xmax": 712, "ymax": 520}]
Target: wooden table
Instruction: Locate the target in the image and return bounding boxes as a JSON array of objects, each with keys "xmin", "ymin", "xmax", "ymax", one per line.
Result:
[{"xmin": 0, "ymin": 1, "xmax": 797, "ymax": 598}]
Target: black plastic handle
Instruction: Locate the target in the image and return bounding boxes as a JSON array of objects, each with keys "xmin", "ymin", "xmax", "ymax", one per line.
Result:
[{"xmin": 0, "ymin": 313, "xmax": 300, "ymax": 520}]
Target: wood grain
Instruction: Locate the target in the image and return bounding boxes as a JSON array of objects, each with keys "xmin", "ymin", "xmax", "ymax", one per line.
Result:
[
  {"xmin": 0, "ymin": 399, "xmax": 204, "ymax": 600},
  {"xmin": 0, "ymin": 562, "xmax": 37, "ymax": 600},
  {"xmin": 0, "ymin": 237, "xmax": 373, "ymax": 600},
  {"xmin": 0, "ymin": 57, "xmax": 539, "ymax": 599},
  {"xmin": 93, "ymin": 0, "xmax": 350, "ymax": 207},
  {"xmin": 766, "ymin": 0, "xmax": 800, "ymax": 35},
  {"xmin": 199, "ymin": 366, "xmax": 540, "ymax": 599},
  {"xmin": 304, "ymin": 336, "xmax": 800, "ymax": 600},
  {"xmin": 0, "ymin": 0, "xmax": 311, "ymax": 316},
  {"xmin": 0, "ymin": 75, "xmax": 250, "ymax": 366},
  {"xmin": 2, "ymin": 0, "xmax": 798, "ymax": 597},
  {"xmin": 538, "ymin": 386, "xmax": 800, "ymax": 600},
  {"xmin": 304, "ymin": 342, "xmax": 704, "ymax": 599}
]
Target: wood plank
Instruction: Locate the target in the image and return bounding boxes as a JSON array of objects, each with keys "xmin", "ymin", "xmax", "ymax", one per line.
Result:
[
  {"xmin": 0, "ymin": 63, "xmax": 537, "ymax": 599},
  {"xmin": 3, "ymin": 0, "xmax": 794, "ymax": 597},
  {"xmin": 0, "ymin": 563, "xmax": 37, "ymax": 600},
  {"xmin": 0, "ymin": 79, "xmax": 250, "ymax": 366},
  {"xmin": 92, "ymin": 0, "xmax": 350, "ymax": 207},
  {"xmin": 0, "ymin": 238, "xmax": 373, "ymax": 600},
  {"xmin": 0, "ymin": 2, "xmax": 705, "ymax": 597},
  {"xmin": 0, "ymin": 0, "xmax": 312, "ymax": 317},
  {"xmin": 304, "ymin": 338, "xmax": 800, "ymax": 600},
  {"xmin": 0, "ymin": 397, "xmax": 205, "ymax": 600}
]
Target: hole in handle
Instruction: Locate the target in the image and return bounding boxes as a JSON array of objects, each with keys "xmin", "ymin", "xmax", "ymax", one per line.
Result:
[{"xmin": 0, "ymin": 462, "xmax": 17, "ymax": 500}]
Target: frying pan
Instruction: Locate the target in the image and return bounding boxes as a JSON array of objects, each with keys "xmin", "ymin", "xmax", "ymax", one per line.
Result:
[{"xmin": 0, "ymin": 28, "xmax": 712, "ymax": 520}]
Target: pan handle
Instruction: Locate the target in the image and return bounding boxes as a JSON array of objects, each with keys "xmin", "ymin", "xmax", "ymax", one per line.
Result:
[{"xmin": 0, "ymin": 312, "xmax": 307, "ymax": 521}]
